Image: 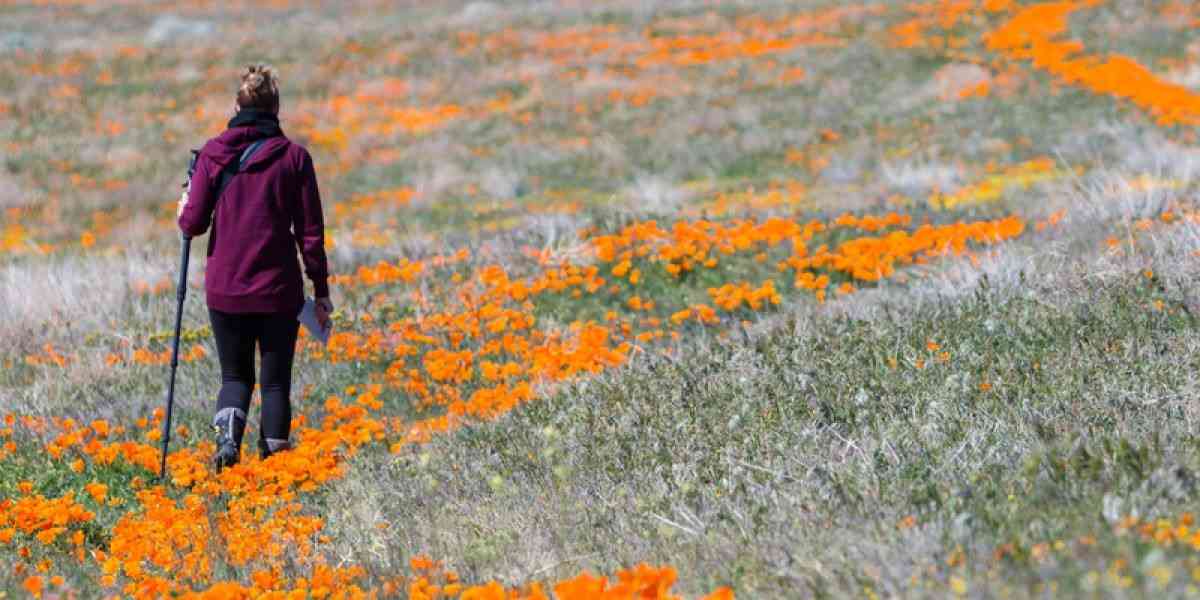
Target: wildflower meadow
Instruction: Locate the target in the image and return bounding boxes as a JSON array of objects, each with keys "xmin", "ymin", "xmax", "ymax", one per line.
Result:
[{"xmin": 2, "ymin": 0, "xmax": 1200, "ymax": 597}]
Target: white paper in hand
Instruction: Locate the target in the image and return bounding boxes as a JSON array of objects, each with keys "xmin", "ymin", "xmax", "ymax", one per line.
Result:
[{"xmin": 297, "ymin": 297, "xmax": 331, "ymax": 344}]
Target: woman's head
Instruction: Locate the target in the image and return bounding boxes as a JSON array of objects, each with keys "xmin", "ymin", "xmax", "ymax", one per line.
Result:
[{"xmin": 236, "ymin": 64, "xmax": 279, "ymax": 113}]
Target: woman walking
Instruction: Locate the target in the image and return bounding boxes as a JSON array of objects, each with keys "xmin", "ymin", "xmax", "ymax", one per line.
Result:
[{"xmin": 178, "ymin": 64, "xmax": 332, "ymax": 471}]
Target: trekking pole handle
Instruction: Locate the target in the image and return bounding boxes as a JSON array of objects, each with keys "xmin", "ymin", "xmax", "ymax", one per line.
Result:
[{"xmin": 176, "ymin": 235, "xmax": 192, "ymax": 302}]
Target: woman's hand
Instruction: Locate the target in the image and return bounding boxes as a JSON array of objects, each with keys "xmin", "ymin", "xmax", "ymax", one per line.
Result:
[
  {"xmin": 315, "ymin": 297, "xmax": 334, "ymax": 332},
  {"xmin": 177, "ymin": 188, "xmax": 189, "ymax": 218}
]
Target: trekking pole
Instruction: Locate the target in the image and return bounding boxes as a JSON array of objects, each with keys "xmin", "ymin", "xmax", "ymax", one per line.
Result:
[
  {"xmin": 161, "ymin": 149, "xmax": 200, "ymax": 481},
  {"xmin": 160, "ymin": 233, "xmax": 192, "ymax": 480}
]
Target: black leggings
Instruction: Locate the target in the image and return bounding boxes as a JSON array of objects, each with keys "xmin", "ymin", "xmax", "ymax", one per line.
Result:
[{"xmin": 209, "ymin": 308, "xmax": 300, "ymax": 450}]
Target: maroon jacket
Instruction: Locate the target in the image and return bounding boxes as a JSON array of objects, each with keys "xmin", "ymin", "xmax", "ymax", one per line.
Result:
[{"xmin": 178, "ymin": 117, "xmax": 329, "ymax": 314}]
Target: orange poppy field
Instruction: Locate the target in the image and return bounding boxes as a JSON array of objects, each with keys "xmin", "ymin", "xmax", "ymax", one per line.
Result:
[{"xmin": 2, "ymin": 0, "xmax": 1200, "ymax": 597}]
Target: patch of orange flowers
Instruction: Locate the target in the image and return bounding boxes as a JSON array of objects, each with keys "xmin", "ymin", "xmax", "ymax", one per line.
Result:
[
  {"xmin": 986, "ymin": 1, "xmax": 1200, "ymax": 127},
  {"xmin": 887, "ymin": 0, "xmax": 979, "ymax": 51},
  {"xmin": 393, "ymin": 556, "xmax": 733, "ymax": 600},
  {"xmin": 785, "ymin": 216, "xmax": 1025, "ymax": 291},
  {"xmin": 24, "ymin": 343, "xmax": 69, "ymax": 368},
  {"xmin": 0, "ymin": 490, "xmax": 93, "ymax": 548},
  {"xmin": 1115, "ymin": 512, "xmax": 1200, "ymax": 551},
  {"xmin": 707, "ymin": 280, "xmax": 782, "ymax": 311}
]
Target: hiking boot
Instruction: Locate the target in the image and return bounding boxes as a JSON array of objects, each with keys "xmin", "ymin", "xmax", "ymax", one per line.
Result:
[
  {"xmin": 212, "ymin": 407, "xmax": 247, "ymax": 472},
  {"xmin": 258, "ymin": 436, "xmax": 291, "ymax": 460}
]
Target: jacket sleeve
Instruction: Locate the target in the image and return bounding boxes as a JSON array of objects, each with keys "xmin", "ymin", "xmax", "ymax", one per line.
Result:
[
  {"xmin": 292, "ymin": 149, "xmax": 330, "ymax": 298},
  {"xmin": 178, "ymin": 155, "xmax": 216, "ymax": 237}
]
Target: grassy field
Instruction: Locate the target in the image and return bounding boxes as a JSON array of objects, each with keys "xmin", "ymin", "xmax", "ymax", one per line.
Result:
[{"xmin": 2, "ymin": 0, "xmax": 1200, "ymax": 597}]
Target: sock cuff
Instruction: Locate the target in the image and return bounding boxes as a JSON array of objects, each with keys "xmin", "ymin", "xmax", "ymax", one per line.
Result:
[
  {"xmin": 263, "ymin": 438, "xmax": 290, "ymax": 452},
  {"xmin": 213, "ymin": 407, "xmax": 247, "ymax": 426}
]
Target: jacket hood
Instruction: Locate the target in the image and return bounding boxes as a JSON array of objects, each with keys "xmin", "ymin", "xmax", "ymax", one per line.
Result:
[{"xmin": 200, "ymin": 126, "xmax": 290, "ymax": 170}]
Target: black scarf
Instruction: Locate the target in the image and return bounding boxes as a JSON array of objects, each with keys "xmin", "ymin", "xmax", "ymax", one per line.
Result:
[{"xmin": 227, "ymin": 108, "xmax": 283, "ymax": 138}]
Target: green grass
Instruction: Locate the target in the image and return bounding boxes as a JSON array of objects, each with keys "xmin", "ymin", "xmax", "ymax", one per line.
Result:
[{"xmin": 317, "ymin": 259, "xmax": 1200, "ymax": 596}]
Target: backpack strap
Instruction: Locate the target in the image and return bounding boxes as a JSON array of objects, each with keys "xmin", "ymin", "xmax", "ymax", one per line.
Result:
[
  {"xmin": 204, "ymin": 139, "xmax": 270, "ymax": 258},
  {"xmin": 213, "ymin": 139, "xmax": 267, "ymax": 200}
]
